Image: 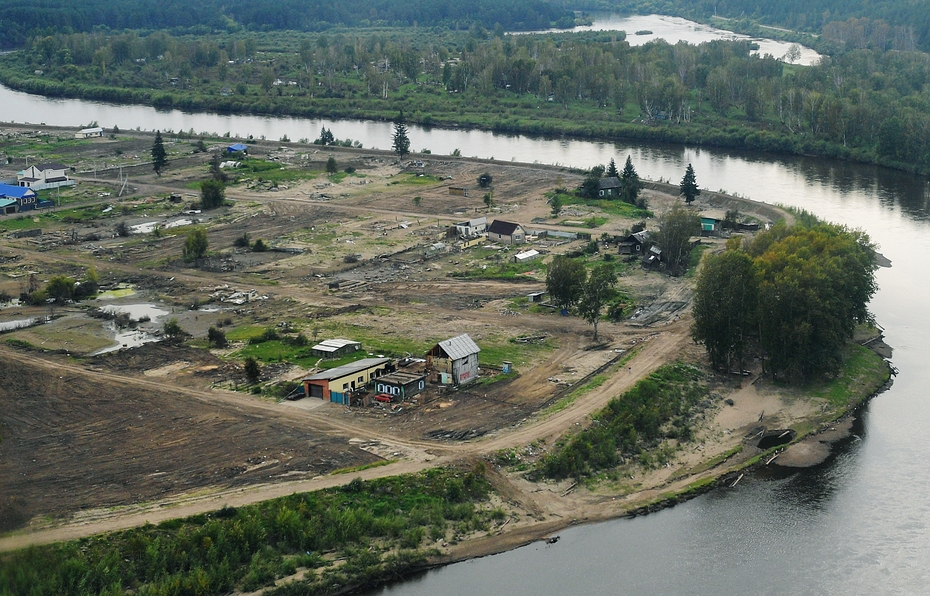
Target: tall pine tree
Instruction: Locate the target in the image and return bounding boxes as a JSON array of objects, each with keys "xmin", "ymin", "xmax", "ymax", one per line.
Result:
[
  {"xmin": 679, "ymin": 163, "xmax": 700, "ymax": 205},
  {"xmin": 152, "ymin": 130, "xmax": 167, "ymax": 176},
  {"xmin": 620, "ymin": 155, "xmax": 643, "ymax": 206},
  {"xmin": 392, "ymin": 112, "xmax": 410, "ymax": 160}
]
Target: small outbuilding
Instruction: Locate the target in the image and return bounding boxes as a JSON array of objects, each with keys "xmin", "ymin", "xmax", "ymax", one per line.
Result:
[
  {"xmin": 512, "ymin": 249, "xmax": 540, "ymax": 263},
  {"xmin": 426, "ymin": 333, "xmax": 480, "ymax": 385},
  {"xmin": 701, "ymin": 217, "xmax": 721, "ymax": 236},
  {"xmin": 487, "ymin": 220, "xmax": 526, "ymax": 245},
  {"xmin": 311, "ymin": 338, "xmax": 362, "ymax": 358},
  {"xmin": 374, "ymin": 370, "xmax": 427, "ymax": 401},
  {"xmin": 75, "ymin": 127, "xmax": 104, "ymax": 139},
  {"xmin": 0, "ymin": 198, "xmax": 17, "ymax": 215},
  {"xmin": 303, "ymin": 357, "xmax": 392, "ymax": 404}
]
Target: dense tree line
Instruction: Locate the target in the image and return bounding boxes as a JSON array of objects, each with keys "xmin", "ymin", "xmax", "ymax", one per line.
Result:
[
  {"xmin": 0, "ymin": 0, "xmax": 575, "ymax": 48},
  {"xmin": 601, "ymin": 0, "xmax": 930, "ymax": 52},
  {"xmin": 692, "ymin": 218, "xmax": 878, "ymax": 381},
  {"xmin": 6, "ymin": 26, "xmax": 930, "ymax": 172}
]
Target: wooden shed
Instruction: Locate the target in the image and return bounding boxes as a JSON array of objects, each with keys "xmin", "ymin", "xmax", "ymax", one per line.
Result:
[{"xmin": 426, "ymin": 334, "xmax": 480, "ymax": 385}]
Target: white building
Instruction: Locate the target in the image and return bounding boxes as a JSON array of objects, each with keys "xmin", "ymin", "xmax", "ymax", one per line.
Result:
[{"xmin": 17, "ymin": 163, "xmax": 75, "ymax": 191}]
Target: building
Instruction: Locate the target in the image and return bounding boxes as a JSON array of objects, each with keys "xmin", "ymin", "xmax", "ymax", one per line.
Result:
[
  {"xmin": 598, "ymin": 177, "xmax": 622, "ymax": 199},
  {"xmin": 0, "ymin": 199, "xmax": 17, "ymax": 215},
  {"xmin": 618, "ymin": 231, "xmax": 651, "ymax": 254},
  {"xmin": 17, "ymin": 163, "xmax": 74, "ymax": 191},
  {"xmin": 512, "ymin": 249, "xmax": 540, "ymax": 263},
  {"xmin": 701, "ymin": 217, "xmax": 722, "ymax": 236},
  {"xmin": 487, "ymin": 220, "xmax": 526, "ymax": 245},
  {"xmin": 303, "ymin": 357, "xmax": 391, "ymax": 404},
  {"xmin": 426, "ymin": 334, "xmax": 480, "ymax": 385},
  {"xmin": 74, "ymin": 127, "xmax": 103, "ymax": 139},
  {"xmin": 310, "ymin": 338, "xmax": 362, "ymax": 359},
  {"xmin": 227, "ymin": 143, "xmax": 249, "ymax": 153},
  {"xmin": 454, "ymin": 217, "xmax": 487, "ymax": 238},
  {"xmin": 0, "ymin": 184, "xmax": 38, "ymax": 213},
  {"xmin": 374, "ymin": 370, "xmax": 427, "ymax": 401}
]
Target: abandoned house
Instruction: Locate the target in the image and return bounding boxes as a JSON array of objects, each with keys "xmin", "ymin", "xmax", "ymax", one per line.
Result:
[
  {"xmin": 374, "ymin": 370, "xmax": 427, "ymax": 401},
  {"xmin": 302, "ymin": 357, "xmax": 392, "ymax": 404},
  {"xmin": 487, "ymin": 220, "xmax": 526, "ymax": 245},
  {"xmin": 426, "ymin": 334, "xmax": 481, "ymax": 385},
  {"xmin": 597, "ymin": 176, "xmax": 622, "ymax": 198},
  {"xmin": 310, "ymin": 338, "xmax": 362, "ymax": 358},
  {"xmin": 454, "ymin": 217, "xmax": 487, "ymax": 238},
  {"xmin": 618, "ymin": 231, "xmax": 651, "ymax": 254}
]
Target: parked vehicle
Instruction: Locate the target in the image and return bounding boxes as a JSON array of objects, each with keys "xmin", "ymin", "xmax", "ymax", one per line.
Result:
[{"xmin": 374, "ymin": 393, "xmax": 392, "ymax": 403}]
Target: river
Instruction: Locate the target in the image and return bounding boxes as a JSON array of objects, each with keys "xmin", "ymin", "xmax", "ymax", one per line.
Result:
[{"xmin": 2, "ymin": 16, "xmax": 929, "ymax": 594}]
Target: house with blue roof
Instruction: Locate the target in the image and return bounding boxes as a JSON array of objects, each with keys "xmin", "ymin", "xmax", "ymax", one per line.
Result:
[{"xmin": 0, "ymin": 184, "xmax": 38, "ymax": 213}]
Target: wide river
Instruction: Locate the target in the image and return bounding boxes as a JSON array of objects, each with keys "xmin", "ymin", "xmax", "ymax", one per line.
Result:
[{"xmin": 1, "ymin": 17, "xmax": 928, "ymax": 593}]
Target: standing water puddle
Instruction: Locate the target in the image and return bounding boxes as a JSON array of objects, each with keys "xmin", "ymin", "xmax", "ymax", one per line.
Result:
[{"xmin": 92, "ymin": 303, "xmax": 170, "ymax": 354}]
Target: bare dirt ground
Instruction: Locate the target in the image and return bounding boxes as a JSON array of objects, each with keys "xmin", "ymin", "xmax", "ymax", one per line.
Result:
[{"xmin": 0, "ymin": 124, "xmax": 801, "ymax": 555}]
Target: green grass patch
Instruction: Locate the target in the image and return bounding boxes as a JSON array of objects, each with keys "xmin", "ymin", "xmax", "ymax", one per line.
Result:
[
  {"xmin": 550, "ymin": 191, "xmax": 652, "ymax": 219},
  {"xmin": 560, "ymin": 216, "xmax": 609, "ymax": 228},
  {"xmin": 389, "ymin": 173, "xmax": 443, "ymax": 185},
  {"xmin": 0, "ymin": 465, "xmax": 495, "ymax": 596},
  {"xmin": 807, "ymin": 343, "xmax": 891, "ymax": 408},
  {"xmin": 537, "ymin": 362, "xmax": 710, "ymax": 480}
]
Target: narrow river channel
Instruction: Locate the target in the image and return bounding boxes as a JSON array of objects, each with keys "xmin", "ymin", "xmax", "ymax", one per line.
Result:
[{"xmin": 1, "ymin": 19, "xmax": 929, "ymax": 589}]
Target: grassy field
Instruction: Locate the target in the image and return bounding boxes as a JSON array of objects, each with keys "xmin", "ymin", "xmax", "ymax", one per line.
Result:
[{"xmin": 0, "ymin": 465, "xmax": 499, "ymax": 596}]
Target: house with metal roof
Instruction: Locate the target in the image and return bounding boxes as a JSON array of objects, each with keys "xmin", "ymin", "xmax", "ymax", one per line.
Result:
[
  {"xmin": 0, "ymin": 184, "xmax": 38, "ymax": 213},
  {"xmin": 17, "ymin": 163, "xmax": 74, "ymax": 191},
  {"xmin": 75, "ymin": 127, "xmax": 104, "ymax": 139},
  {"xmin": 487, "ymin": 220, "xmax": 526, "ymax": 245},
  {"xmin": 310, "ymin": 338, "xmax": 362, "ymax": 358},
  {"xmin": 618, "ymin": 230, "xmax": 651, "ymax": 254},
  {"xmin": 302, "ymin": 357, "xmax": 392, "ymax": 404},
  {"xmin": 0, "ymin": 198, "xmax": 17, "ymax": 215},
  {"xmin": 426, "ymin": 334, "xmax": 480, "ymax": 385}
]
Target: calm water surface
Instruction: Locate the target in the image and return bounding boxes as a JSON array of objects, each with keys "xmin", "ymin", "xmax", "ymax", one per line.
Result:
[{"xmin": 1, "ymin": 18, "xmax": 928, "ymax": 588}]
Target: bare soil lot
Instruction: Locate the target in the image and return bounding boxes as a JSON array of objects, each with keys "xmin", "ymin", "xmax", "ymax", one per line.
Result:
[
  {"xmin": 0, "ymin": 124, "xmax": 792, "ymax": 543},
  {"xmin": 0, "ymin": 351, "xmax": 378, "ymax": 534}
]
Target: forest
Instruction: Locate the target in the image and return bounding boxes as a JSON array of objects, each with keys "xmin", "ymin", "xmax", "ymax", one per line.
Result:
[
  {"xmin": 601, "ymin": 0, "xmax": 930, "ymax": 53},
  {"xmin": 4, "ymin": 22, "xmax": 930, "ymax": 173},
  {"xmin": 0, "ymin": 0, "xmax": 576, "ymax": 49}
]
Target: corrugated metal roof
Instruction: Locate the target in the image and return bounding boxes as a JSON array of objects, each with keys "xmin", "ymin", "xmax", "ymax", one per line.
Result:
[
  {"xmin": 312, "ymin": 338, "xmax": 360, "ymax": 352},
  {"xmin": 436, "ymin": 334, "xmax": 480, "ymax": 360},
  {"xmin": 303, "ymin": 357, "xmax": 390, "ymax": 381}
]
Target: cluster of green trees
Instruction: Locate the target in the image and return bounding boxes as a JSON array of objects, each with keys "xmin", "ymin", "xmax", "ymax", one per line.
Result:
[
  {"xmin": 546, "ymin": 257, "xmax": 619, "ymax": 341},
  {"xmin": 538, "ymin": 362, "xmax": 708, "ymax": 480},
  {"xmin": 0, "ymin": 466, "xmax": 493, "ymax": 596},
  {"xmin": 6, "ymin": 11, "xmax": 930, "ymax": 171},
  {"xmin": 692, "ymin": 218, "xmax": 878, "ymax": 381},
  {"xmin": 0, "ymin": 0, "xmax": 575, "ymax": 49},
  {"xmin": 20, "ymin": 268, "xmax": 99, "ymax": 306}
]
